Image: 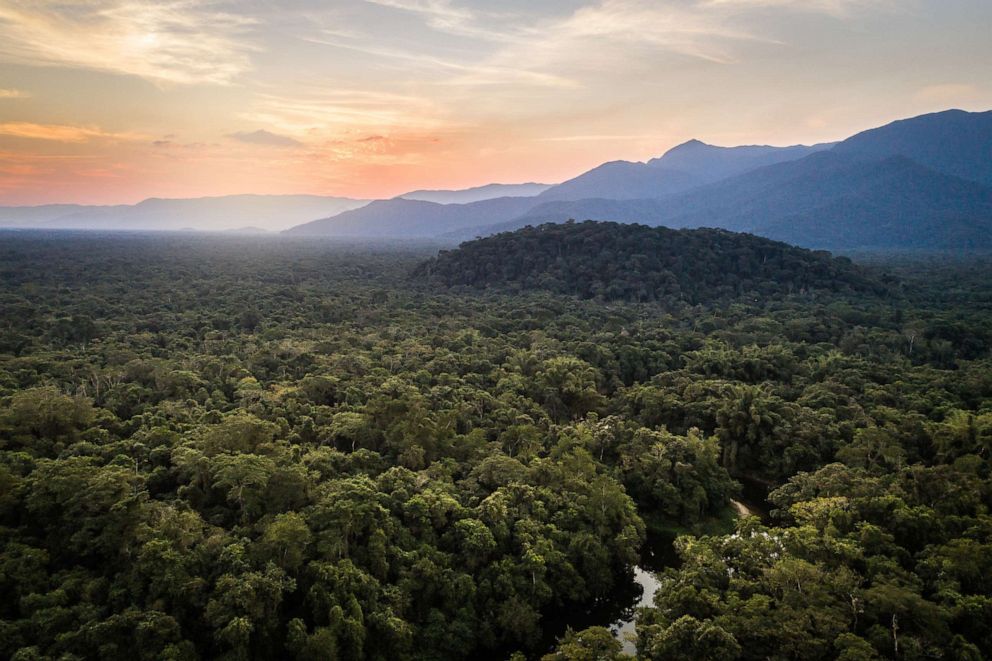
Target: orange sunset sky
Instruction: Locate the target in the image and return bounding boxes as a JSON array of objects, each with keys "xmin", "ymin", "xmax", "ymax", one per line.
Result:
[{"xmin": 0, "ymin": 0, "xmax": 991, "ymax": 205}]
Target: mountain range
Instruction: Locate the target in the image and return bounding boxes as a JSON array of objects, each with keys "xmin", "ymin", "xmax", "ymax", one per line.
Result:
[
  {"xmin": 3, "ymin": 109, "xmax": 990, "ymax": 250},
  {"xmin": 0, "ymin": 184, "xmax": 552, "ymax": 233},
  {"xmin": 289, "ymin": 109, "xmax": 992, "ymax": 251},
  {"xmin": 398, "ymin": 182, "xmax": 550, "ymax": 204},
  {"xmin": 0, "ymin": 195, "xmax": 371, "ymax": 233}
]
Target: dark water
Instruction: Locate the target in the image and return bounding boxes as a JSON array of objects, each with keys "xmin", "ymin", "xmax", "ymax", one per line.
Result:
[
  {"xmin": 736, "ymin": 474, "xmax": 773, "ymax": 522},
  {"xmin": 533, "ymin": 530, "xmax": 678, "ymax": 656},
  {"xmin": 540, "ymin": 486, "xmax": 772, "ymax": 656},
  {"xmin": 485, "ymin": 489, "xmax": 772, "ymax": 659}
]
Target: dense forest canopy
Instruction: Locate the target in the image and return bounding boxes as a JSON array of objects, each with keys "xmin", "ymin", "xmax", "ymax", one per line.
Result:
[
  {"xmin": 0, "ymin": 229, "xmax": 990, "ymax": 660},
  {"xmin": 414, "ymin": 221, "xmax": 889, "ymax": 304}
]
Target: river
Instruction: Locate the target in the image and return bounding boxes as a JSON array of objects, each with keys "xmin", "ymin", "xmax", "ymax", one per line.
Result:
[
  {"xmin": 523, "ymin": 495, "xmax": 767, "ymax": 659},
  {"xmin": 603, "ymin": 497, "xmax": 764, "ymax": 654},
  {"xmin": 609, "ymin": 565, "xmax": 663, "ymax": 654}
]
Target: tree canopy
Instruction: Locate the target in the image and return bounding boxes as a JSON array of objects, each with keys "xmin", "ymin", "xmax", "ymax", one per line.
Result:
[{"xmin": 0, "ymin": 230, "xmax": 990, "ymax": 659}]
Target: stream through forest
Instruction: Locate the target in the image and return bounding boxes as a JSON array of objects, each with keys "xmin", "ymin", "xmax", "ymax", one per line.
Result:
[
  {"xmin": 604, "ymin": 497, "xmax": 763, "ymax": 654},
  {"xmin": 495, "ymin": 488, "xmax": 770, "ymax": 659}
]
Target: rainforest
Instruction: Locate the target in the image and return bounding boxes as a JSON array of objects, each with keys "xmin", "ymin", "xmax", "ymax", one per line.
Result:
[{"xmin": 1, "ymin": 224, "xmax": 991, "ymax": 660}]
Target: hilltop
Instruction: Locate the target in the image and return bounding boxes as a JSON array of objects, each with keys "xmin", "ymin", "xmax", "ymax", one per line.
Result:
[{"xmin": 414, "ymin": 221, "xmax": 887, "ymax": 304}]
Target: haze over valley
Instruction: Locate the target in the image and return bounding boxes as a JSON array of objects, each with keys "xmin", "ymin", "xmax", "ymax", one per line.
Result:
[{"xmin": 4, "ymin": 109, "xmax": 991, "ymax": 252}]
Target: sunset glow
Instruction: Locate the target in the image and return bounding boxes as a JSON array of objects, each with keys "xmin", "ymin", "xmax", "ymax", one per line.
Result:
[{"xmin": 1, "ymin": 0, "xmax": 990, "ymax": 205}]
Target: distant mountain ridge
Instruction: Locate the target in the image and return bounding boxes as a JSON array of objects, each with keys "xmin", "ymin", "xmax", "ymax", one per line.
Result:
[
  {"xmin": 7, "ymin": 109, "xmax": 990, "ymax": 251},
  {"xmin": 534, "ymin": 161, "xmax": 699, "ymax": 201},
  {"xmin": 649, "ymin": 139, "xmax": 835, "ymax": 183},
  {"xmin": 0, "ymin": 194, "xmax": 370, "ymax": 232},
  {"xmin": 289, "ymin": 135, "xmax": 839, "ymax": 239},
  {"xmin": 491, "ymin": 153, "xmax": 992, "ymax": 251},
  {"xmin": 285, "ymin": 196, "xmax": 539, "ymax": 238},
  {"xmin": 832, "ymin": 109, "xmax": 992, "ymax": 186},
  {"xmin": 290, "ymin": 108, "xmax": 992, "ymax": 251},
  {"xmin": 399, "ymin": 182, "xmax": 551, "ymax": 204}
]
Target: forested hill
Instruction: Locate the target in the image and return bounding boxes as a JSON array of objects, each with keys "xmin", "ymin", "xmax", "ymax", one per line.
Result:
[{"xmin": 414, "ymin": 221, "xmax": 887, "ymax": 303}]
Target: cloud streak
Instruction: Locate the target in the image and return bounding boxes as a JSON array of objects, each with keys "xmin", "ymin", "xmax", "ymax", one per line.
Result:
[
  {"xmin": 302, "ymin": 32, "xmax": 576, "ymax": 89},
  {"xmin": 0, "ymin": 122, "xmax": 142, "ymax": 142},
  {"xmin": 702, "ymin": 0, "xmax": 896, "ymax": 18},
  {"xmin": 240, "ymin": 88, "xmax": 452, "ymax": 136},
  {"xmin": 0, "ymin": 1, "xmax": 256, "ymax": 85},
  {"xmin": 362, "ymin": 0, "xmax": 516, "ymax": 42}
]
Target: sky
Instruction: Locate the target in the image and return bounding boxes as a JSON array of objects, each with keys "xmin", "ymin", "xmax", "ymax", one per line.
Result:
[{"xmin": 0, "ymin": 0, "xmax": 990, "ymax": 206}]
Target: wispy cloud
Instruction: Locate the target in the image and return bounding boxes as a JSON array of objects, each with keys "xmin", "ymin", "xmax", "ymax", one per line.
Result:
[
  {"xmin": 525, "ymin": 0, "xmax": 777, "ymax": 67},
  {"xmin": 241, "ymin": 88, "xmax": 452, "ymax": 135},
  {"xmin": 914, "ymin": 83, "xmax": 983, "ymax": 104},
  {"xmin": 0, "ymin": 88, "xmax": 30, "ymax": 99},
  {"xmin": 540, "ymin": 133, "xmax": 670, "ymax": 142},
  {"xmin": 0, "ymin": 121, "xmax": 142, "ymax": 142},
  {"xmin": 0, "ymin": 1, "xmax": 256, "ymax": 85},
  {"xmin": 302, "ymin": 32, "xmax": 575, "ymax": 88},
  {"xmin": 702, "ymin": 0, "xmax": 896, "ymax": 18},
  {"xmin": 362, "ymin": 0, "xmax": 507, "ymax": 42},
  {"xmin": 226, "ymin": 129, "xmax": 303, "ymax": 148}
]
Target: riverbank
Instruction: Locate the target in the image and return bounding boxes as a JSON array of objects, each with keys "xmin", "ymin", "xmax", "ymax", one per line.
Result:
[{"xmin": 608, "ymin": 494, "xmax": 770, "ymax": 655}]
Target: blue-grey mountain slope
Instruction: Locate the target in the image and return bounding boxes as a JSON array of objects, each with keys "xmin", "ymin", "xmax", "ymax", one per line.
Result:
[
  {"xmin": 0, "ymin": 195, "xmax": 369, "ymax": 232},
  {"xmin": 832, "ymin": 109, "xmax": 992, "ymax": 186},
  {"xmin": 288, "ymin": 108, "xmax": 992, "ymax": 251},
  {"xmin": 534, "ymin": 161, "xmax": 699, "ymax": 201},
  {"xmin": 398, "ymin": 182, "xmax": 551, "ymax": 204},
  {"xmin": 0, "ymin": 204, "xmax": 116, "ymax": 227},
  {"xmin": 649, "ymin": 139, "xmax": 834, "ymax": 183},
  {"xmin": 284, "ymin": 196, "xmax": 538, "ymax": 238},
  {"xmin": 486, "ymin": 152, "xmax": 992, "ymax": 250},
  {"xmin": 290, "ymin": 139, "xmax": 828, "ymax": 237}
]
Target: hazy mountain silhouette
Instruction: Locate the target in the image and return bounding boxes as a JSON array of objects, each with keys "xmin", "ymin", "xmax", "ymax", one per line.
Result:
[
  {"xmin": 0, "ymin": 204, "xmax": 113, "ymax": 227},
  {"xmin": 51, "ymin": 107, "xmax": 976, "ymax": 253},
  {"xmin": 832, "ymin": 109, "xmax": 992, "ymax": 186},
  {"xmin": 444, "ymin": 110, "xmax": 992, "ymax": 250},
  {"xmin": 399, "ymin": 182, "xmax": 551, "ymax": 204},
  {"xmin": 532, "ymin": 140, "xmax": 831, "ymax": 202},
  {"xmin": 482, "ymin": 151, "xmax": 992, "ymax": 250},
  {"xmin": 535, "ymin": 161, "xmax": 699, "ymax": 201},
  {"xmin": 0, "ymin": 195, "xmax": 369, "ymax": 232},
  {"xmin": 649, "ymin": 139, "xmax": 834, "ymax": 183},
  {"xmin": 656, "ymin": 151, "xmax": 992, "ymax": 249},
  {"xmin": 6, "ymin": 109, "xmax": 989, "ymax": 251},
  {"xmin": 290, "ymin": 131, "xmax": 843, "ymax": 241},
  {"xmin": 286, "ymin": 196, "xmax": 538, "ymax": 238}
]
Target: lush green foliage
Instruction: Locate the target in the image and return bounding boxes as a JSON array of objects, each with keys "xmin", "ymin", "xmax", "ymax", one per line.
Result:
[
  {"xmin": 0, "ymin": 228, "xmax": 990, "ymax": 660},
  {"xmin": 415, "ymin": 221, "xmax": 888, "ymax": 303}
]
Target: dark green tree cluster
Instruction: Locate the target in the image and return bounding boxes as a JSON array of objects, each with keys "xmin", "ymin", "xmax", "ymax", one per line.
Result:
[{"xmin": 414, "ymin": 221, "xmax": 890, "ymax": 304}]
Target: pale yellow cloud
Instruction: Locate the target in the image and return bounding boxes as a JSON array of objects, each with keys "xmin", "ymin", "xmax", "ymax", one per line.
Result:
[
  {"xmin": 0, "ymin": 88, "xmax": 30, "ymax": 99},
  {"xmin": 0, "ymin": 121, "xmax": 142, "ymax": 142},
  {"xmin": 0, "ymin": 1, "xmax": 256, "ymax": 85},
  {"xmin": 914, "ymin": 83, "xmax": 982, "ymax": 104},
  {"xmin": 240, "ymin": 88, "xmax": 453, "ymax": 137},
  {"xmin": 539, "ymin": 134, "xmax": 671, "ymax": 143},
  {"xmin": 553, "ymin": 0, "xmax": 765, "ymax": 64}
]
